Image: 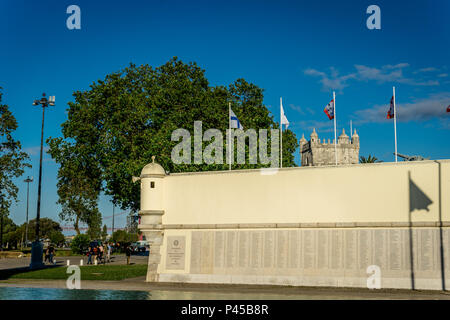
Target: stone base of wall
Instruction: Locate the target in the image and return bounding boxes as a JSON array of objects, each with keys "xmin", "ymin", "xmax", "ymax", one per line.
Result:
[{"xmin": 158, "ymin": 273, "xmax": 449, "ymax": 291}]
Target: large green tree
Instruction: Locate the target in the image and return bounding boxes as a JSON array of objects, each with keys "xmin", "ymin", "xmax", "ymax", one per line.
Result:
[
  {"xmin": 1, "ymin": 216, "xmax": 18, "ymax": 249},
  {"xmin": 0, "ymin": 88, "xmax": 31, "ymax": 248},
  {"xmin": 24, "ymin": 218, "xmax": 63, "ymax": 241},
  {"xmin": 48, "ymin": 58, "xmax": 298, "ymax": 215}
]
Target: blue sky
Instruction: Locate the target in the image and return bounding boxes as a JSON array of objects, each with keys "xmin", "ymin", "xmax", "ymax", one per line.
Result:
[{"xmin": 1, "ymin": 0, "xmax": 449, "ymax": 233}]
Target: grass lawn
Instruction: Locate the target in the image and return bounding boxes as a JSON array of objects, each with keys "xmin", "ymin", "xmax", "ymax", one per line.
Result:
[{"xmin": 1, "ymin": 264, "xmax": 148, "ymax": 281}]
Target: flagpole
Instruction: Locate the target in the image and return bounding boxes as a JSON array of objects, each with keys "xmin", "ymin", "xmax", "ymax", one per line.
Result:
[
  {"xmin": 280, "ymin": 97, "xmax": 283, "ymax": 169},
  {"xmin": 393, "ymin": 86, "xmax": 398, "ymax": 163},
  {"xmin": 229, "ymin": 102, "xmax": 232, "ymax": 170},
  {"xmin": 333, "ymin": 91, "xmax": 337, "ymax": 165},
  {"xmin": 350, "ymin": 120, "xmax": 352, "ymax": 139}
]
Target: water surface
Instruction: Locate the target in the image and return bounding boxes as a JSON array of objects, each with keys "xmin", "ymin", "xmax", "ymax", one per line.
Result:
[{"xmin": 0, "ymin": 286, "xmax": 384, "ymax": 300}]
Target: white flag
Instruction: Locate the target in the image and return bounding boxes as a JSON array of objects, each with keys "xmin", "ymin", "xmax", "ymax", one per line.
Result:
[
  {"xmin": 230, "ymin": 108, "xmax": 244, "ymax": 129},
  {"xmin": 280, "ymin": 100, "xmax": 289, "ymax": 129}
]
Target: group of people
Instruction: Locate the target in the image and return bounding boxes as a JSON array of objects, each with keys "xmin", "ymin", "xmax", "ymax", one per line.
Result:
[
  {"xmin": 43, "ymin": 241, "xmax": 135, "ymax": 266},
  {"xmin": 87, "ymin": 242, "xmax": 112, "ymax": 265}
]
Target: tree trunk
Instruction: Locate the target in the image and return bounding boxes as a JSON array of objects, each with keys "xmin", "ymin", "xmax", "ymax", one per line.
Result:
[
  {"xmin": 0, "ymin": 214, "xmax": 3, "ymax": 251},
  {"xmin": 74, "ymin": 215, "xmax": 80, "ymax": 235}
]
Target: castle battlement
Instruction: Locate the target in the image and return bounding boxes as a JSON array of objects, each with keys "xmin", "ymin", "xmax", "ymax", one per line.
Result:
[{"xmin": 299, "ymin": 128, "xmax": 360, "ymax": 166}]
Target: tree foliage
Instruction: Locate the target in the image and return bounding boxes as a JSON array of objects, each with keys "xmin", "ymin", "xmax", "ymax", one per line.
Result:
[
  {"xmin": 359, "ymin": 155, "xmax": 382, "ymax": 163},
  {"xmin": 86, "ymin": 208, "xmax": 102, "ymax": 240},
  {"xmin": 48, "ymin": 57, "xmax": 298, "ymax": 214},
  {"xmin": 1, "ymin": 217, "xmax": 65, "ymax": 249},
  {"xmin": 1, "ymin": 215, "xmax": 18, "ymax": 248},
  {"xmin": 101, "ymin": 224, "xmax": 108, "ymax": 241},
  {"xmin": 70, "ymin": 233, "xmax": 90, "ymax": 254},
  {"xmin": 24, "ymin": 218, "xmax": 63, "ymax": 241},
  {"xmin": 0, "ymin": 88, "xmax": 31, "ymax": 216},
  {"xmin": 49, "ymin": 230, "xmax": 65, "ymax": 246},
  {"xmin": 111, "ymin": 229, "xmax": 138, "ymax": 244},
  {"xmin": 46, "ymin": 137, "xmax": 101, "ymax": 235}
]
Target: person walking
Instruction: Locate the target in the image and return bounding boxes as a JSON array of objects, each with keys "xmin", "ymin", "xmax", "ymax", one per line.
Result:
[
  {"xmin": 87, "ymin": 246, "xmax": 93, "ymax": 265},
  {"xmin": 106, "ymin": 242, "xmax": 111, "ymax": 263},
  {"xmin": 125, "ymin": 244, "xmax": 132, "ymax": 265},
  {"xmin": 48, "ymin": 244, "xmax": 55, "ymax": 264},
  {"xmin": 44, "ymin": 247, "xmax": 50, "ymax": 264},
  {"xmin": 98, "ymin": 244, "xmax": 104, "ymax": 264},
  {"xmin": 93, "ymin": 245, "xmax": 98, "ymax": 264}
]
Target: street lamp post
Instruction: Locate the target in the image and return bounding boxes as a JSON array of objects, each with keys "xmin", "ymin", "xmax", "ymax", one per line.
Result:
[
  {"xmin": 30, "ymin": 93, "xmax": 55, "ymax": 269},
  {"xmin": 112, "ymin": 205, "xmax": 115, "ymax": 237},
  {"xmin": 24, "ymin": 176, "xmax": 33, "ymax": 247}
]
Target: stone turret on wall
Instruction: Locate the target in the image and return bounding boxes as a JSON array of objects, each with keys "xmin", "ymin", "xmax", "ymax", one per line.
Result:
[
  {"xmin": 299, "ymin": 128, "xmax": 360, "ymax": 166},
  {"xmin": 135, "ymin": 156, "xmax": 166, "ymax": 282}
]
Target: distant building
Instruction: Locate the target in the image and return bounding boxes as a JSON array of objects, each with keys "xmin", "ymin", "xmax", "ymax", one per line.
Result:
[{"xmin": 299, "ymin": 128, "xmax": 360, "ymax": 166}]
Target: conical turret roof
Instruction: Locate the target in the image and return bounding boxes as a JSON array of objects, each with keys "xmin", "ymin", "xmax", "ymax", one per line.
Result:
[
  {"xmin": 339, "ymin": 128, "xmax": 348, "ymax": 138},
  {"xmin": 141, "ymin": 156, "xmax": 166, "ymax": 177}
]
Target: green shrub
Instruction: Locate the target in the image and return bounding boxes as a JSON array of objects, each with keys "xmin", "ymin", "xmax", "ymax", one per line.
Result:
[
  {"xmin": 55, "ymin": 249, "xmax": 74, "ymax": 257},
  {"xmin": 70, "ymin": 234, "xmax": 90, "ymax": 254}
]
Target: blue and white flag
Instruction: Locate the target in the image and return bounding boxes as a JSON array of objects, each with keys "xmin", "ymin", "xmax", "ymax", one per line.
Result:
[{"xmin": 230, "ymin": 108, "xmax": 244, "ymax": 129}]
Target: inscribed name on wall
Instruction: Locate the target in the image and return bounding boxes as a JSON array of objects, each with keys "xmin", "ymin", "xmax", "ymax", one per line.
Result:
[{"xmin": 188, "ymin": 228, "xmax": 446, "ymax": 278}]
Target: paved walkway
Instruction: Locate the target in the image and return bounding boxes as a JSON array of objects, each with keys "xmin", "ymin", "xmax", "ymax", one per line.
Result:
[
  {"xmin": 1, "ymin": 278, "xmax": 450, "ymax": 299},
  {"xmin": 0, "ymin": 255, "xmax": 148, "ymax": 270},
  {"xmin": 2, "ymin": 257, "xmax": 450, "ymax": 299}
]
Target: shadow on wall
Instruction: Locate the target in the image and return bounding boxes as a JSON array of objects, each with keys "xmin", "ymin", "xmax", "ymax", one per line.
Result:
[
  {"xmin": 408, "ymin": 162, "xmax": 445, "ymax": 291},
  {"xmin": 409, "ymin": 174, "xmax": 433, "ymax": 212}
]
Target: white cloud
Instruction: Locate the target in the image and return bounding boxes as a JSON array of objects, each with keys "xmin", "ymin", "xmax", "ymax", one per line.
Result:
[
  {"xmin": 304, "ymin": 68, "xmax": 356, "ymax": 92},
  {"xmin": 353, "ymin": 92, "xmax": 450, "ymax": 126},
  {"xmin": 354, "ymin": 64, "xmax": 404, "ymax": 82},
  {"xmin": 293, "ymin": 120, "xmax": 335, "ymax": 134},
  {"xmin": 383, "ymin": 63, "xmax": 410, "ymax": 70},
  {"xmin": 304, "ymin": 63, "xmax": 440, "ymax": 91},
  {"xmin": 288, "ymin": 104, "xmax": 315, "ymax": 115},
  {"xmin": 24, "ymin": 146, "xmax": 50, "ymax": 156},
  {"xmin": 414, "ymin": 67, "xmax": 438, "ymax": 73}
]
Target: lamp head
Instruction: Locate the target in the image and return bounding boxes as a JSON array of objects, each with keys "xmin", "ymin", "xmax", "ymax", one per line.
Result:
[
  {"xmin": 132, "ymin": 176, "xmax": 140, "ymax": 183},
  {"xmin": 24, "ymin": 176, "xmax": 34, "ymax": 183}
]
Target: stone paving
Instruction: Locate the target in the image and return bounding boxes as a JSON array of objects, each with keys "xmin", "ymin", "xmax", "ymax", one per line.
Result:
[{"xmin": 1, "ymin": 278, "xmax": 450, "ymax": 300}]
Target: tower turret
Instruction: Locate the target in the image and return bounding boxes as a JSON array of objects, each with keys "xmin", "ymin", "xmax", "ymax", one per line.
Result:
[
  {"xmin": 136, "ymin": 156, "xmax": 166, "ymax": 281},
  {"xmin": 140, "ymin": 156, "xmax": 166, "ymax": 213},
  {"xmin": 338, "ymin": 129, "xmax": 350, "ymax": 144},
  {"xmin": 310, "ymin": 128, "xmax": 319, "ymax": 144},
  {"xmin": 351, "ymin": 129, "xmax": 359, "ymax": 146},
  {"xmin": 299, "ymin": 134, "xmax": 307, "ymax": 148}
]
